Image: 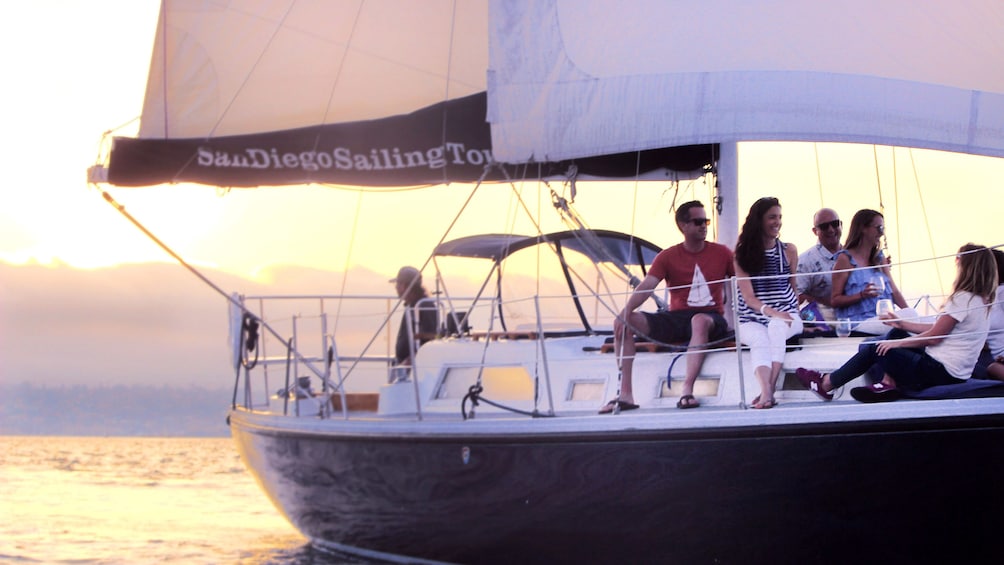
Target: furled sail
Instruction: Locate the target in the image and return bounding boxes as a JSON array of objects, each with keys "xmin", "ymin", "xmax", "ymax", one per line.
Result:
[
  {"xmin": 487, "ymin": 0, "xmax": 1004, "ymax": 162},
  {"xmin": 102, "ymin": 0, "xmax": 713, "ymax": 188}
]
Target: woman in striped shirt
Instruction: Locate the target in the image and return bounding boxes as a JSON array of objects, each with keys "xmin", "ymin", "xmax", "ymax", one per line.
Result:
[{"xmin": 735, "ymin": 197, "xmax": 803, "ymax": 409}]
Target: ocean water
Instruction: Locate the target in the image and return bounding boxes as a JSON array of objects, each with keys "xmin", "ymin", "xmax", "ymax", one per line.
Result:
[{"xmin": 0, "ymin": 436, "xmax": 364, "ymax": 564}]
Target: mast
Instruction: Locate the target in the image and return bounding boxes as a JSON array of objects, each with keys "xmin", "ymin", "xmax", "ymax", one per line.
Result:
[{"xmin": 715, "ymin": 142, "xmax": 739, "ymax": 248}]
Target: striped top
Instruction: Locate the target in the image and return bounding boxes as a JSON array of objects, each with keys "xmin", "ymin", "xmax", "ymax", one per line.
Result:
[{"xmin": 737, "ymin": 240, "xmax": 799, "ymax": 325}]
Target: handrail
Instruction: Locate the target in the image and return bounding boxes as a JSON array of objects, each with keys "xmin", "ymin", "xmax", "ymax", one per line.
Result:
[{"xmin": 231, "ymin": 245, "xmax": 1002, "ymax": 421}]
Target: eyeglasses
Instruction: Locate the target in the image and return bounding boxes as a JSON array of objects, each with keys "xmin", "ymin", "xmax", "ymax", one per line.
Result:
[
  {"xmin": 814, "ymin": 219, "xmax": 842, "ymax": 231},
  {"xmin": 688, "ymin": 218, "xmax": 711, "ymax": 227}
]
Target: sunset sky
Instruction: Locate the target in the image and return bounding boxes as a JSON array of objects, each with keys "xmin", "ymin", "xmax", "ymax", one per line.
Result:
[{"xmin": 1, "ymin": 1, "xmax": 1002, "ymax": 389}]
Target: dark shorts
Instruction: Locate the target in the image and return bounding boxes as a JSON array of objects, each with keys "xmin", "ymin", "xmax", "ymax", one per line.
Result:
[{"xmin": 641, "ymin": 310, "xmax": 728, "ymax": 344}]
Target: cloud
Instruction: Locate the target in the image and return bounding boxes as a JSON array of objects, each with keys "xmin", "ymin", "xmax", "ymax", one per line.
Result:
[
  {"xmin": 0, "ymin": 255, "xmax": 630, "ymax": 389},
  {"xmin": 0, "ymin": 261, "xmax": 380, "ymax": 387}
]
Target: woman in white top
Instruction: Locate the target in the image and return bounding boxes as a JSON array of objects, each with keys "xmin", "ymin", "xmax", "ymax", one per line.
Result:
[{"xmin": 798, "ymin": 243, "xmax": 998, "ymax": 403}]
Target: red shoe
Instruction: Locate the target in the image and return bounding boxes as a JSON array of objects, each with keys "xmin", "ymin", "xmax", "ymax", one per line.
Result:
[{"xmin": 796, "ymin": 368, "xmax": 833, "ymax": 401}]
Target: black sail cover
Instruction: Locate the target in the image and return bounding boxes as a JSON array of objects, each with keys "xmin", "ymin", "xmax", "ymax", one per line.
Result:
[{"xmin": 107, "ymin": 92, "xmax": 715, "ymax": 188}]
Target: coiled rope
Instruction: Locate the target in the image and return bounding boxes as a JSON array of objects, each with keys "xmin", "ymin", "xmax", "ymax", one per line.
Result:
[{"xmin": 461, "ymin": 383, "xmax": 555, "ymax": 420}]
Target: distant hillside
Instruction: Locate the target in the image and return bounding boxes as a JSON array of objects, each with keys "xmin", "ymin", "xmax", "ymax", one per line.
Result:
[
  {"xmin": 0, "ymin": 383, "xmax": 234, "ymax": 437},
  {"xmin": 0, "ymin": 260, "xmax": 400, "ymax": 388}
]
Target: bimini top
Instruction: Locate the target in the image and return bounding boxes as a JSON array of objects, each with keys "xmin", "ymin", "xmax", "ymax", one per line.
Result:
[{"xmin": 433, "ymin": 229, "xmax": 661, "ymax": 266}]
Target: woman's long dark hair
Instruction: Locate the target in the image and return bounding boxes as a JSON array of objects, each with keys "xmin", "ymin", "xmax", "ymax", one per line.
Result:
[
  {"xmin": 735, "ymin": 197, "xmax": 780, "ymax": 274},
  {"xmin": 843, "ymin": 209, "xmax": 884, "ymax": 266}
]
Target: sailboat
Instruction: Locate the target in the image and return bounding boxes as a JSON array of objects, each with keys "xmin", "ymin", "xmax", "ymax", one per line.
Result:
[{"xmin": 89, "ymin": 2, "xmax": 1004, "ymax": 563}]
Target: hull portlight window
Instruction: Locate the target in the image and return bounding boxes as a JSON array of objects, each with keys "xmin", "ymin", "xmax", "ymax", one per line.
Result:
[
  {"xmin": 436, "ymin": 366, "xmax": 533, "ymax": 400},
  {"xmin": 661, "ymin": 376, "xmax": 720, "ymax": 398},
  {"xmin": 568, "ymin": 380, "xmax": 605, "ymax": 401}
]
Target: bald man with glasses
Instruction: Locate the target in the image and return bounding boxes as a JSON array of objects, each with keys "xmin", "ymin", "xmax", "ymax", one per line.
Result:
[{"xmin": 796, "ymin": 208, "xmax": 844, "ymax": 325}]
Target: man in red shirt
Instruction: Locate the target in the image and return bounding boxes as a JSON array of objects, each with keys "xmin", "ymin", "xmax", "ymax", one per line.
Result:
[{"xmin": 600, "ymin": 201, "xmax": 735, "ymax": 413}]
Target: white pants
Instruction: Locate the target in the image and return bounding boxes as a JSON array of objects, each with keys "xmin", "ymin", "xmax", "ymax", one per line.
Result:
[{"xmin": 740, "ymin": 317, "xmax": 804, "ymax": 368}]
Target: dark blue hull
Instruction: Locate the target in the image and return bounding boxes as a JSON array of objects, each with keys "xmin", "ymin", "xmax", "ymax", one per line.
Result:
[{"xmin": 231, "ymin": 412, "xmax": 1004, "ymax": 564}]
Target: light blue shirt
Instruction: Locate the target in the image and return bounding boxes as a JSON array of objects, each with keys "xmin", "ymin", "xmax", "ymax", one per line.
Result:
[{"xmin": 834, "ymin": 250, "xmax": 893, "ymax": 327}]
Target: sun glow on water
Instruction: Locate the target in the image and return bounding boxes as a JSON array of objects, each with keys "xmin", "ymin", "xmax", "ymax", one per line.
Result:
[{"xmin": 0, "ymin": 437, "xmax": 306, "ymax": 564}]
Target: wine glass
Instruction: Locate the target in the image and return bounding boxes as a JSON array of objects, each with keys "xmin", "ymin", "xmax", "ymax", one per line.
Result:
[
  {"xmin": 835, "ymin": 317, "xmax": 852, "ymax": 338},
  {"xmin": 869, "ymin": 273, "xmax": 886, "ymax": 296}
]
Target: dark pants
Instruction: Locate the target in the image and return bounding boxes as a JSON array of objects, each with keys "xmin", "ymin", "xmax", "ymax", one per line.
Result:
[
  {"xmin": 830, "ymin": 329, "xmax": 963, "ymax": 392},
  {"xmin": 972, "ymin": 348, "xmax": 995, "ymax": 379}
]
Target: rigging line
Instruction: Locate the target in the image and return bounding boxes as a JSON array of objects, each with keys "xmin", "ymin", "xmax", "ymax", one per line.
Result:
[
  {"xmin": 872, "ymin": 145, "xmax": 885, "ymax": 214},
  {"xmin": 630, "ymin": 151, "xmax": 641, "ymax": 240},
  {"xmin": 161, "ymin": 2, "xmax": 303, "ymax": 184},
  {"xmin": 550, "ymin": 166, "xmax": 632, "ymax": 319},
  {"xmin": 489, "ymin": 165, "xmax": 536, "ymax": 332},
  {"xmin": 97, "ymin": 188, "xmax": 230, "ymax": 303},
  {"xmin": 317, "ymin": 182, "xmax": 451, "ymax": 193},
  {"xmin": 552, "ymin": 196, "xmax": 624, "ymax": 280},
  {"xmin": 500, "ymin": 170, "xmax": 550, "ymax": 250},
  {"xmin": 552, "ymin": 255, "xmax": 627, "ymax": 328},
  {"xmin": 628, "ymin": 151, "xmax": 641, "ymax": 306},
  {"xmin": 338, "ymin": 167, "xmax": 493, "ymax": 380},
  {"xmin": 550, "ymin": 228, "xmax": 660, "ymax": 331},
  {"xmin": 317, "ymin": 1, "xmax": 364, "ymax": 142},
  {"xmin": 892, "ymin": 148, "xmax": 901, "ymax": 283},
  {"xmin": 98, "ymin": 116, "xmax": 141, "ymax": 142},
  {"xmin": 93, "ymin": 130, "xmax": 116, "ymax": 173},
  {"xmin": 158, "ymin": 2, "xmax": 168, "ymax": 137},
  {"xmin": 908, "ymin": 147, "xmax": 946, "ymax": 298},
  {"xmin": 295, "ymin": 0, "xmax": 365, "ymax": 184},
  {"xmin": 331, "ymin": 191, "xmax": 365, "ymax": 336},
  {"xmin": 501, "ymin": 166, "xmax": 534, "ymax": 322},
  {"xmin": 496, "ymin": 167, "xmax": 572, "ymax": 329},
  {"xmin": 534, "ymin": 168, "xmax": 547, "ymax": 412},
  {"xmin": 94, "ymin": 186, "xmax": 325, "ymax": 378},
  {"xmin": 555, "ymin": 214, "xmax": 635, "ymax": 291},
  {"xmin": 536, "ymin": 164, "xmax": 544, "ymax": 300},
  {"xmin": 439, "ymin": 0, "xmax": 459, "ymax": 187},
  {"xmin": 551, "ymin": 191, "xmax": 666, "ymax": 310},
  {"xmin": 813, "ymin": 142, "xmax": 824, "ymax": 206},
  {"xmin": 208, "ymin": 3, "xmax": 297, "ymax": 140}
]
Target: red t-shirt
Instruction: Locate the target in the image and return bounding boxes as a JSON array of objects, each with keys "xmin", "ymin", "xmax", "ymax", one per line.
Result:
[{"xmin": 647, "ymin": 242, "xmax": 735, "ymax": 314}]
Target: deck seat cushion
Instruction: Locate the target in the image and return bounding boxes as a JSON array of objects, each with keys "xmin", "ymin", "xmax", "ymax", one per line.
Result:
[{"xmin": 901, "ymin": 378, "xmax": 1004, "ymax": 399}]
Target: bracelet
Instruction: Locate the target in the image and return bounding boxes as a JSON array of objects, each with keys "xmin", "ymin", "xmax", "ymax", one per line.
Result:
[{"xmin": 760, "ymin": 304, "xmax": 769, "ymax": 316}]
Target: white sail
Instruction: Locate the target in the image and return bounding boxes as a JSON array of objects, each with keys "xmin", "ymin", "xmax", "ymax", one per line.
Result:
[
  {"xmin": 487, "ymin": 0, "xmax": 1004, "ymax": 162},
  {"xmin": 139, "ymin": 0, "xmax": 488, "ymax": 139},
  {"xmin": 111, "ymin": 0, "xmax": 713, "ymax": 187}
]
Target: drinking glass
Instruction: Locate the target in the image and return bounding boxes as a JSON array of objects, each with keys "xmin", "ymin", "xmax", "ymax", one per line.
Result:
[
  {"xmin": 869, "ymin": 274, "xmax": 886, "ymax": 294},
  {"xmin": 835, "ymin": 317, "xmax": 852, "ymax": 338},
  {"xmin": 876, "ymin": 298, "xmax": 894, "ymax": 317}
]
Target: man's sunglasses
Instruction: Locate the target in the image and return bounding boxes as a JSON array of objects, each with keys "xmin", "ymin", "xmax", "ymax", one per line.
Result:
[
  {"xmin": 815, "ymin": 219, "xmax": 842, "ymax": 231},
  {"xmin": 688, "ymin": 218, "xmax": 711, "ymax": 227}
]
